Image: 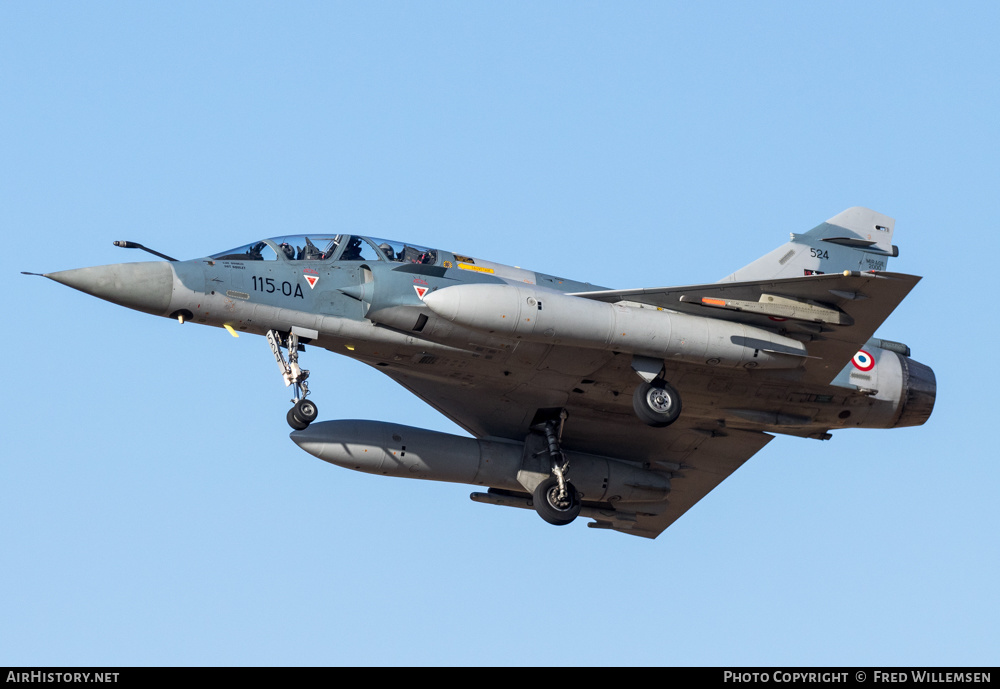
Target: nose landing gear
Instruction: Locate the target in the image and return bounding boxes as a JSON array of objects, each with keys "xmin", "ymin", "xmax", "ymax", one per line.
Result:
[{"xmin": 268, "ymin": 330, "xmax": 319, "ymax": 430}]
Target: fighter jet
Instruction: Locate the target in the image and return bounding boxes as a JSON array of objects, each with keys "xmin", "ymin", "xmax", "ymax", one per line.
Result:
[{"xmin": 33, "ymin": 207, "xmax": 935, "ymax": 538}]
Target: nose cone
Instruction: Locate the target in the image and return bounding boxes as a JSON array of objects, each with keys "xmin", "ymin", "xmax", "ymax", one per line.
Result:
[{"xmin": 45, "ymin": 262, "xmax": 174, "ymax": 316}]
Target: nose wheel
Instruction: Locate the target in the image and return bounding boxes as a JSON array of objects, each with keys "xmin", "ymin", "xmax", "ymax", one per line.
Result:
[
  {"xmin": 286, "ymin": 398, "xmax": 319, "ymax": 431},
  {"xmin": 268, "ymin": 330, "xmax": 319, "ymax": 429}
]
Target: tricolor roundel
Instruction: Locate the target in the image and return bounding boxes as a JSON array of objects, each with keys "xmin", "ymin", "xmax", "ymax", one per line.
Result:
[{"xmin": 852, "ymin": 350, "xmax": 875, "ymax": 371}]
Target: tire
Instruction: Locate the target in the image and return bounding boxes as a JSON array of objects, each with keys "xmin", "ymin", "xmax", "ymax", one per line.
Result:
[
  {"xmin": 293, "ymin": 398, "xmax": 318, "ymax": 424},
  {"xmin": 287, "ymin": 407, "xmax": 309, "ymax": 431},
  {"xmin": 633, "ymin": 379, "xmax": 681, "ymax": 427},
  {"xmin": 532, "ymin": 476, "xmax": 581, "ymax": 526}
]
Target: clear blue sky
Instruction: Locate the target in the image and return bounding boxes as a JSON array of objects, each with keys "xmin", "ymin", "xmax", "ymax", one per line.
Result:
[{"xmin": 2, "ymin": 2, "xmax": 997, "ymax": 666}]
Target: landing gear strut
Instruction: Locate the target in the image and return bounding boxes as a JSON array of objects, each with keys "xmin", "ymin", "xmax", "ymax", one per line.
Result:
[
  {"xmin": 268, "ymin": 330, "xmax": 319, "ymax": 430},
  {"xmin": 531, "ymin": 411, "xmax": 581, "ymax": 526}
]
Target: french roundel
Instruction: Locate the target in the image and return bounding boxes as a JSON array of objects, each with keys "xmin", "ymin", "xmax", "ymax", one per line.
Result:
[{"xmin": 852, "ymin": 350, "xmax": 875, "ymax": 371}]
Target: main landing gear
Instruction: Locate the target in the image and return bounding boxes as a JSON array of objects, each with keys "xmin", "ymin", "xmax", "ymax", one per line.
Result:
[
  {"xmin": 633, "ymin": 378, "xmax": 681, "ymax": 428},
  {"xmin": 630, "ymin": 355, "xmax": 681, "ymax": 428},
  {"xmin": 268, "ymin": 330, "xmax": 319, "ymax": 430},
  {"xmin": 531, "ymin": 411, "xmax": 581, "ymax": 526}
]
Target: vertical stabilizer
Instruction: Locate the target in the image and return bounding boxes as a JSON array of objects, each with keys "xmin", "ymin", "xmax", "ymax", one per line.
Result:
[{"xmin": 720, "ymin": 207, "xmax": 899, "ymax": 283}]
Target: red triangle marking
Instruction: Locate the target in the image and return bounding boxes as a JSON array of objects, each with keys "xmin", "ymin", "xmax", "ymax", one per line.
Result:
[
  {"xmin": 414, "ymin": 286, "xmax": 428, "ymax": 299},
  {"xmin": 305, "ymin": 275, "xmax": 319, "ymax": 289}
]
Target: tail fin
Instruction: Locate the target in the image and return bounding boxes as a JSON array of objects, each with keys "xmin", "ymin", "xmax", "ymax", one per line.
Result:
[{"xmin": 720, "ymin": 207, "xmax": 899, "ymax": 283}]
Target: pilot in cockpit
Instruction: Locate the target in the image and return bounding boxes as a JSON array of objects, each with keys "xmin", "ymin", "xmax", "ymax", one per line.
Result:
[
  {"xmin": 340, "ymin": 237, "xmax": 363, "ymax": 261},
  {"xmin": 378, "ymin": 243, "xmax": 395, "ymax": 261},
  {"xmin": 298, "ymin": 237, "xmax": 324, "ymax": 260},
  {"xmin": 278, "ymin": 242, "xmax": 295, "ymax": 260}
]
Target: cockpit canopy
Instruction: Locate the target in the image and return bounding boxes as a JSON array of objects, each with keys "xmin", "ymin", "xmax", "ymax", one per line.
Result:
[{"xmin": 211, "ymin": 235, "xmax": 438, "ymax": 265}]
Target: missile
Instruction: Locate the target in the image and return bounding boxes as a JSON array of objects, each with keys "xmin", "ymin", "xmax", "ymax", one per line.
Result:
[
  {"xmin": 290, "ymin": 420, "xmax": 671, "ymax": 504},
  {"xmin": 422, "ymin": 283, "xmax": 807, "ymax": 370}
]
